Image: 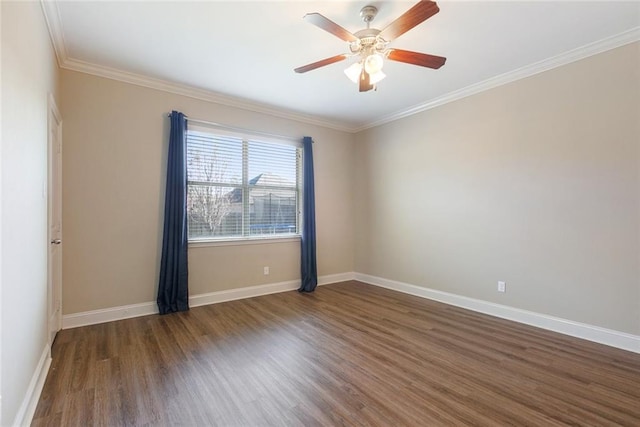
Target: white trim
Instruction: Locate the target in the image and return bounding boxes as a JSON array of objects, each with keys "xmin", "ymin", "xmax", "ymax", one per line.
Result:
[
  {"xmin": 189, "ymin": 235, "xmax": 300, "ymax": 248},
  {"xmin": 354, "ymin": 273, "xmax": 640, "ymax": 354},
  {"xmin": 47, "ymin": 93, "xmax": 61, "ymax": 124},
  {"xmin": 62, "ymin": 272, "xmax": 356, "ymax": 329},
  {"xmin": 39, "ymin": 0, "xmax": 640, "ymax": 134},
  {"xmin": 62, "ymin": 300, "xmax": 157, "ymax": 329},
  {"xmin": 318, "ymin": 272, "xmax": 355, "ymax": 285},
  {"xmin": 189, "ymin": 272, "xmax": 354, "ymax": 307},
  {"xmin": 63, "ymin": 58, "xmax": 353, "ymax": 133},
  {"xmin": 190, "ymin": 279, "xmax": 302, "ymax": 308},
  {"xmin": 40, "ymin": 0, "xmax": 68, "ymax": 68},
  {"xmin": 12, "ymin": 346, "xmax": 51, "ymax": 427},
  {"xmin": 353, "ymin": 27, "xmax": 640, "ymax": 132}
]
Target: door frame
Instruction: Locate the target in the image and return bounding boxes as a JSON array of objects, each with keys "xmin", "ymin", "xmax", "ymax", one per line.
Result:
[{"xmin": 47, "ymin": 93, "xmax": 63, "ymax": 348}]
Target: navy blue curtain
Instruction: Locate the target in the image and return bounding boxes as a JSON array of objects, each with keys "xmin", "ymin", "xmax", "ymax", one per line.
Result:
[
  {"xmin": 157, "ymin": 111, "xmax": 189, "ymax": 314},
  {"xmin": 299, "ymin": 136, "xmax": 318, "ymax": 292}
]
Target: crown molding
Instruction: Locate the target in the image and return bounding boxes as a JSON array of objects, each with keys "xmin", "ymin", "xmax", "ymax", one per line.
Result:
[
  {"xmin": 354, "ymin": 27, "xmax": 640, "ymax": 132},
  {"xmin": 59, "ymin": 58, "xmax": 355, "ymax": 132},
  {"xmin": 40, "ymin": 0, "xmax": 638, "ymax": 134},
  {"xmin": 40, "ymin": 0, "xmax": 68, "ymax": 67}
]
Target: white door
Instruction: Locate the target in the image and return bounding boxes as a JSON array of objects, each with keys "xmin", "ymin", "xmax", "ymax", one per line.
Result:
[{"xmin": 48, "ymin": 95, "xmax": 63, "ymax": 347}]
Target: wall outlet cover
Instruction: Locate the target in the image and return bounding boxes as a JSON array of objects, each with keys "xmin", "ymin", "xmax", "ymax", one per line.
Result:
[{"xmin": 498, "ymin": 281, "xmax": 506, "ymax": 293}]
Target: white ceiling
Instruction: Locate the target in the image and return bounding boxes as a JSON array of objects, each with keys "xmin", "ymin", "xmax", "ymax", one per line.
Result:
[{"xmin": 45, "ymin": 1, "xmax": 639, "ymax": 131}]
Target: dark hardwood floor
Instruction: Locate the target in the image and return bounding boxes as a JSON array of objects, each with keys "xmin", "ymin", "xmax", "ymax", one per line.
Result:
[{"xmin": 33, "ymin": 281, "xmax": 640, "ymax": 426}]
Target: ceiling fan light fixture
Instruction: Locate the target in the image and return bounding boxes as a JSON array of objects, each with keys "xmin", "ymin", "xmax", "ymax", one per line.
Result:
[
  {"xmin": 296, "ymin": 1, "xmax": 446, "ymax": 92},
  {"xmin": 345, "ymin": 61, "xmax": 385, "ymax": 86},
  {"xmin": 344, "ymin": 62, "xmax": 363, "ymax": 83}
]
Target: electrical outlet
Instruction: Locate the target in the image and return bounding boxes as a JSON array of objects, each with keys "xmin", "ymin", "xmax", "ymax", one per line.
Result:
[
  {"xmin": 497, "ymin": 281, "xmax": 506, "ymax": 293},
  {"xmin": 263, "ymin": 266, "xmax": 270, "ymax": 275}
]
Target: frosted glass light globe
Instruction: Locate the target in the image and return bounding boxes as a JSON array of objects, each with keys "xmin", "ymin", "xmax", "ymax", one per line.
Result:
[
  {"xmin": 370, "ymin": 70, "xmax": 386, "ymax": 84},
  {"xmin": 364, "ymin": 54, "xmax": 384, "ymax": 74},
  {"xmin": 344, "ymin": 62, "xmax": 363, "ymax": 83}
]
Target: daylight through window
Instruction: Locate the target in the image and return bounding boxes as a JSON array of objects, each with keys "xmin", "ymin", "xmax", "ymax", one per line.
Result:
[{"xmin": 186, "ymin": 127, "xmax": 301, "ymax": 241}]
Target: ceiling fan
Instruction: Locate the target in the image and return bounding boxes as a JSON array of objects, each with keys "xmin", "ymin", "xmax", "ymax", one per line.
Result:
[{"xmin": 294, "ymin": 0, "xmax": 447, "ymax": 92}]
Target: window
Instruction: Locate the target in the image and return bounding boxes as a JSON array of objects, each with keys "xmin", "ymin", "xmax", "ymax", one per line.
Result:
[{"xmin": 186, "ymin": 126, "xmax": 301, "ymax": 241}]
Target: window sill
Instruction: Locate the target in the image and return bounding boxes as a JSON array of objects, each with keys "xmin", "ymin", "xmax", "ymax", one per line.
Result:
[{"xmin": 189, "ymin": 235, "xmax": 301, "ymax": 248}]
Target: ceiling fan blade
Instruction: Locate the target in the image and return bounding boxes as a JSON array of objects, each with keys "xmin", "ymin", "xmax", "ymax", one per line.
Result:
[
  {"xmin": 380, "ymin": 0, "xmax": 440, "ymax": 41},
  {"xmin": 387, "ymin": 49, "xmax": 446, "ymax": 69},
  {"xmin": 304, "ymin": 13, "xmax": 359, "ymax": 42},
  {"xmin": 359, "ymin": 69, "xmax": 373, "ymax": 92},
  {"xmin": 294, "ymin": 54, "xmax": 347, "ymax": 74}
]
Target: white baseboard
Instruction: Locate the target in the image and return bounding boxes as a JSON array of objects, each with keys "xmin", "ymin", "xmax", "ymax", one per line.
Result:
[
  {"xmin": 62, "ymin": 300, "xmax": 158, "ymax": 329},
  {"xmin": 354, "ymin": 273, "xmax": 640, "ymax": 354},
  {"xmin": 62, "ymin": 272, "xmax": 356, "ymax": 329},
  {"xmin": 13, "ymin": 345, "xmax": 51, "ymax": 427},
  {"xmin": 189, "ymin": 279, "xmax": 300, "ymax": 308},
  {"xmin": 62, "ymin": 271, "xmax": 638, "ymax": 353},
  {"xmin": 190, "ymin": 272, "xmax": 355, "ymax": 308},
  {"xmin": 318, "ymin": 272, "xmax": 356, "ymax": 285}
]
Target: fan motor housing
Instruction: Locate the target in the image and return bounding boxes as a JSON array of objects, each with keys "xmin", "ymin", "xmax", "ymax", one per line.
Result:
[
  {"xmin": 351, "ymin": 29, "xmax": 386, "ymax": 54},
  {"xmin": 354, "ymin": 28, "xmax": 381, "ymax": 39}
]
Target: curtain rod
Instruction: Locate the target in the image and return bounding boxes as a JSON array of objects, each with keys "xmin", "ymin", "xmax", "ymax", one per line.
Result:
[{"xmin": 166, "ymin": 113, "xmax": 309, "ymax": 144}]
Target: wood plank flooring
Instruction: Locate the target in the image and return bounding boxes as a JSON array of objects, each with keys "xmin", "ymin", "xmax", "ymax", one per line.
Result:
[{"xmin": 33, "ymin": 281, "xmax": 640, "ymax": 426}]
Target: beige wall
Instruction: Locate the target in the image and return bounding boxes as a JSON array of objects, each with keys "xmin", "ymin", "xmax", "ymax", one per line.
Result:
[
  {"xmin": 60, "ymin": 70, "xmax": 355, "ymax": 314},
  {"xmin": 1, "ymin": 1, "xmax": 60, "ymax": 424},
  {"xmin": 60, "ymin": 41, "xmax": 638, "ymax": 337},
  {"xmin": 355, "ymin": 43, "xmax": 640, "ymax": 335}
]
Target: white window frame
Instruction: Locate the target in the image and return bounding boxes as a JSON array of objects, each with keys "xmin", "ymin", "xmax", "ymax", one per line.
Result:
[{"xmin": 186, "ymin": 124, "xmax": 303, "ymax": 245}]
